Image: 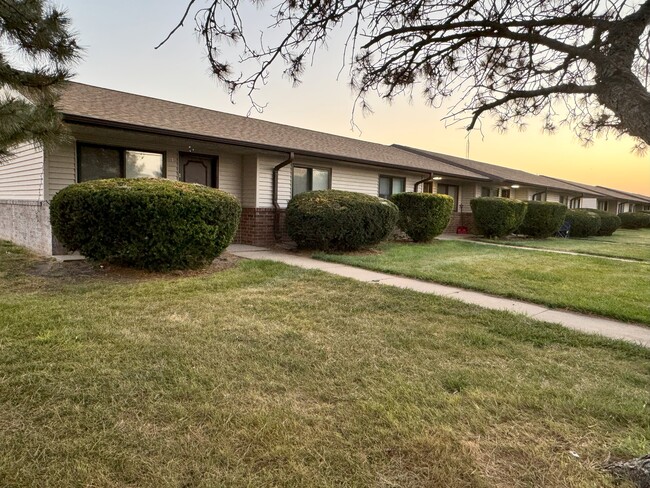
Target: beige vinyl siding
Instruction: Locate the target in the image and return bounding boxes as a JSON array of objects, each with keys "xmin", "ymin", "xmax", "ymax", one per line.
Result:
[
  {"xmin": 217, "ymin": 153, "xmax": 242, "ymax": 201},
  {"xmin": 581, "ymin": 197, "xmax": 598, "ymax": 209},
  {"xmin": 46, "ymin": 142, "xmax": 76, "ymax": 199},
  {"xmin": 241, "ymin": 154, "xmax": 258, "ymax": 208},
  {"xmin": 514, "ymin": 188, "xmax": 530, "ymax": 201},
  {"xmin": 0, "ymin": 142, "xmax": 45, "ymax": 201},
  {"xmin": 333, "ymin": 164, "xmax": 388, "ymax": 196},
  {"xmin": 546, "ymin": 191, "xmax": 561, "ymax": 203},
  {"xmin": 459, "ymin": 183, "xmax": 478, "ymax": 211}
]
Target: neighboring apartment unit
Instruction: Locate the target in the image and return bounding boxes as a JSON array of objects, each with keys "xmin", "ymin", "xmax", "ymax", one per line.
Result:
[{"xmin": 0, "ymin": 82, "xmax": 648, "ymax": 255}]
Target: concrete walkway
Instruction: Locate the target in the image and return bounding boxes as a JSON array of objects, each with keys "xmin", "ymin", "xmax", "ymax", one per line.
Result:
[{"xmin": 228, "ymin": 244, "xmax": 650, "ymax": 348}]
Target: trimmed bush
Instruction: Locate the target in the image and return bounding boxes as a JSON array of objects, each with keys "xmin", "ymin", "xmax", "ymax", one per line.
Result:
[
  {"xmin": 589, "ymin": 209, "xmax": 621, "ymax": 236},
  {"xmin": 390, "ymin": 192, "xmax": 454, "ymax": 242},
  {"xmin": 286, "ymin": 190, "xmax": 399, "ymax": 251},
  {"xmin": 517, "ymin": 200, "xmax": 567, "ymax": 238},
  {"xmin": 564, "ymin": 209, "xmax": 601, "ymax": 237},
  {"xmin": 470, "ymin": 197, "xmax": 527, "ymax": 238},
  {"xmin": 619, "ymin": 212, "xmax": 650, "ymax": 229},
  {"xmin": 50, "ymin": 178, "xmax": 241, "ymax": 271}
]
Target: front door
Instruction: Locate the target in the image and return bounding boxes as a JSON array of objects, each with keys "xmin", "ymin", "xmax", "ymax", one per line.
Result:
[{"xmin": 180, "ymin": 153, "xmax": 217, "ymax": 187}]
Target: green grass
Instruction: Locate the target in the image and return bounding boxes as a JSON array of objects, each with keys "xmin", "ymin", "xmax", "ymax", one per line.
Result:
[
  {"xmin": 316, "ymin": 240, "xmax": 650, "ymax": 324},
  {"xmin": 475, "ymin": 228, "xmax": 650, "ymax": 261},
  {"xmin": 1, "ymin": 240, "xmax": 648, "ymax": 487}
]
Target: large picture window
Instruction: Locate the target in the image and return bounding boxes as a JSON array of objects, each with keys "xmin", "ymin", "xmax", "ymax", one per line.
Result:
[
  {"xmin": 379, "ymin": 175, "xmax": 406, "ymax": 199},
  {"xmin": 437, "ymin": 184, "xmax": 459, "ymax": 211},
  {"xmin": 78, "ymin": 144, "xmax": 164, "ymax": 182},
  {"xmin": 292, "ymin": 166, "xmax": 331, "ymax": 196}
]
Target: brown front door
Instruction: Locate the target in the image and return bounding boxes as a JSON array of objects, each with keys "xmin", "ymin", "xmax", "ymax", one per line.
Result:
[{"xmin": 180, "ymin": 153, "xmax": 217, "ymax": 187}]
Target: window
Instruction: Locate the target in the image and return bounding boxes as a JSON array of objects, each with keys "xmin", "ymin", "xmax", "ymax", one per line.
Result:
[
  {"xmin": 569, "ymin": 198, "xmax": 581, "ymax": 209},
  {"xmin": 598, "ymin": 200, "xmax": 609, "ymax": 212},
  {"xmin": 559, "ymin": 195, "xmax": 567, "ymax": 205},
  {"xmin": 423, "ymin": 181, "xmax": 434, "ymax": 193},
  {"xmin": 292, "ymin": 166, "xmax": 331, "ymax": 196},
  {"xmin": 437, "ymin": 184, "xmax": 460, "ymax": 211},
  {"xmin": 481, "ymin": 187, "xmax": 510, "ymax": 198},
  {"xmin": 78, "ymin": 144, "xmax": 164, "ymax": 182},
  {"xmin": 378, "ymin": 175, "xmax": 406, "ymax": 199}
]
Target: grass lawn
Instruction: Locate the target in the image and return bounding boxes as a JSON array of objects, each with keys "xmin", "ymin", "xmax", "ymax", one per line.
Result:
[
  {"xmin": 316, "ymin": 240, "xmax": 650, "ymax": 324},
  {"xmin": 475, "ymin": 228, "xmax": 650, "ymax": 261},
  {"xmin": 1, "ymin": 241, "xmax": 649, "ymax": 487}
]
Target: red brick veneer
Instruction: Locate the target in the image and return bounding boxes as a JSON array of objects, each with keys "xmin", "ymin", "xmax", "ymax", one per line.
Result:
[{"xmin": 234, "ymin": 208, "xmax": 290, "ymax": 246}]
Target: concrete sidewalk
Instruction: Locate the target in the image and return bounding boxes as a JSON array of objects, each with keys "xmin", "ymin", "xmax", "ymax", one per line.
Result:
[{"xmin": 228, "ymin": 245, "xmax": 650, "ymax": 348}]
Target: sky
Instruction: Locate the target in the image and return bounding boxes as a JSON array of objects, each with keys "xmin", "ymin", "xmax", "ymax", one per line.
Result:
[{"xmin": 57, "ymin": 0, "xmax": 650, "ymax": 195}]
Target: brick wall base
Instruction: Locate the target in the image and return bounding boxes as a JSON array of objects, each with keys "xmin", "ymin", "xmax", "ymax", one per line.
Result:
[
  {"xmin": 235, "ymin": 208, "xmax": 290, "ymax": 247},
  {"xmin": 444, "ymin": 212, "xmax": 477, "ymax": 235}
]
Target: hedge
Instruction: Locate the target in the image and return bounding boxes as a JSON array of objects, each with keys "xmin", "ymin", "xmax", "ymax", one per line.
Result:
[
  {"xmin": 619, "ymin": 212, "xmax": 650, "ymax": 229},
  {"xmin": 588, "ymin": 209, "xmax": 621, "ymax": 236},
  {"xmin": 286, "ymin": 190, "xmax": 399, "ymax": 251},
  {"xmin": 470, "ymin": 197, "xmax": 528, "ymax": 238},
  {"xmin": 50, "ymin": 178, "xmax": 241, "ymax": 271},
  {"xmin": 564, "ymin": 209, "xmax": 601, "ymax": 237},
  {"xmin": 390, "ymin": 192, "xmax": 454, "ymax": 242},
  {"xmin": 517, "ymin": 200, "xmax": 567, "ymax": 238}
]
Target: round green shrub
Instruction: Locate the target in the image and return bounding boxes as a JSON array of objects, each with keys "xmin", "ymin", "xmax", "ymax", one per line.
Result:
[
  {"xmin": 389, "ymin": 192, "xmax": 454, "ymax": 242},
  {"xmin": 470, "ymin": 197, "xmax": 528, "ymax": 238},
  {"xmin": 564, "ymin": 209, "xmax": 601, "ymax": 237},
  {"xmin": 589, "ymin": 209, "xmax": 621, "ymax": 236},
  {"xmin": 50, "ymin": 178, "xmax": 241, "ymax": 271},
  {"xmin": 286, "ymin": 190, "xmax": 399, "ymax": 251},
  {"xmin": 619, "ymin": 212, "xmax": 650, "ymax": 229},
  {"xmin": 517, "ymin": 200, "xmax": 567, "ymax": 238}
]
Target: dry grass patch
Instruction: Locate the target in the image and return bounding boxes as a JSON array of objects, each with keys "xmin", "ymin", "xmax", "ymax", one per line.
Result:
[{"xmin": 0, "ymin": 240, "xmax": 647, "ymax": 487}]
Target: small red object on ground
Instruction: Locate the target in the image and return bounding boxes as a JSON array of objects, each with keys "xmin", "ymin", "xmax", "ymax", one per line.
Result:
[{"xmin": 456, "ymin": 226, "xmax": 468, "ymax": 234}]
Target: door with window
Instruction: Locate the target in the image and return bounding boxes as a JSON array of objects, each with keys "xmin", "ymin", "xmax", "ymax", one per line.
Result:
[
  {"xmin": 180, "ymin": 153, "xmax": 217, "ymax": 187},
  {"xmin": 437, "ymin": 184, "xmax": 460, "ymax": 211}
]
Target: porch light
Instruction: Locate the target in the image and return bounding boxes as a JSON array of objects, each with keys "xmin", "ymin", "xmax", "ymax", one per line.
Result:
[
  {"xmin": 511, "ymin": 184, "xmax": 520, "ymax": 188},
  {"xmin": 432, "ymin": 176, "xmax": 443, "ymax": 180}
]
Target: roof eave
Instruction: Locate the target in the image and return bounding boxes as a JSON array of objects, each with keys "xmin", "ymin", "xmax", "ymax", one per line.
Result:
[{"xmin": 63, "ymin": 114, "xmax": 489, "ymax": 181}]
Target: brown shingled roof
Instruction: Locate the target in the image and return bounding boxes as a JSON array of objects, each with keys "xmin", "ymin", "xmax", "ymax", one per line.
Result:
[
  {"xmin": 56, "ymin": 82, "xmax": 489, "ymax": 180},
  {"xmin": 543, "ymin": 177, "xmax": 650, "ymax": 203},
  {"xmin": 596, "ymin": 186, "xmax": 650, "ymax": 203},
  {"xmin": 393, "ymin": 145, "xmax": 601, "ymax": 196}
]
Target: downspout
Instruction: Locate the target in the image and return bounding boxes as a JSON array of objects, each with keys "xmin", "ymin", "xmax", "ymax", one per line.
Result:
[
  {"xmin": 413, "ymin": 173, "xmax": 433, "ymax": 192},
  {"xmin": 272, "ymin": 152, "xmax": 295, "ymax": 241},
  {"xmin": 531, "ymin": 190, "xmax": 547, "ymax": 201}
]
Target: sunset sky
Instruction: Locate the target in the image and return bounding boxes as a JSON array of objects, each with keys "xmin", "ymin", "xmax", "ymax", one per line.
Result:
[{"xmin": 61, "ymin": 0, "xmax": 650, "ymax": 195}]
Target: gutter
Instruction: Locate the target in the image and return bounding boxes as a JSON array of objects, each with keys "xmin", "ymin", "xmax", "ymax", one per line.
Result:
[
  {"xmin": 413, "ymin": 173, "xmax": 433, "ymax": 192},
  {"xmin": 272, "ymin": 152, "xmax": 294, "ymax": 241}
]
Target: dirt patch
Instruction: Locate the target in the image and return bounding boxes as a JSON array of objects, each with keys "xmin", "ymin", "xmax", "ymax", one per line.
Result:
[{"xmin": 26, "ymin": 252, "xmax": 241, "ymax": 284}]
